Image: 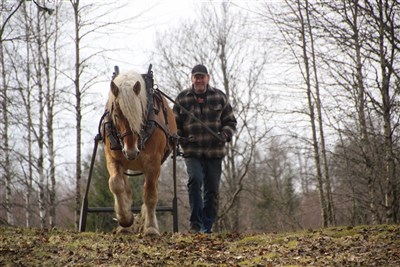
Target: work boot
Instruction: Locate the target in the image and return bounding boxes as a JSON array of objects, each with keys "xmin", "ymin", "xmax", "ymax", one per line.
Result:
[{"xmin": 188, "ymin": 224, "xmax": 201, "ymax": 234}]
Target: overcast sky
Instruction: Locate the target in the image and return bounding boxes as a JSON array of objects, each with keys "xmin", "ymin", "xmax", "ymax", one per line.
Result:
[
  {"xmin": 102, "ymin": 1, "xmax": 260, "ymax": 71},
  {"xmin": 104, "ymin": 1, "xmax": 196, "ymax": 70}
]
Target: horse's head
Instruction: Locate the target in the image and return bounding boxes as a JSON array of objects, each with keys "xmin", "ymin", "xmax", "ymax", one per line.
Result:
[{"xmin": 108, "ymin": 71, "xmax": 147, "ymax": 160}]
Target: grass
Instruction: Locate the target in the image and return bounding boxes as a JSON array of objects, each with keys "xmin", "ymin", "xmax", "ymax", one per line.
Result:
[{"xmin": 0, "ymin": 224, "xmax": 399, "ymax": 266}]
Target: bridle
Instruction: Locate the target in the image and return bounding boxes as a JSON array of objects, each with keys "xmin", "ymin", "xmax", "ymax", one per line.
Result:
[
  {"xmin": 110, "ymin": 101, "xmax": 139, "ymax": 149},
  {"xmin": 118, "ymin": 129, "xmax": 134, "ymax": 140}
]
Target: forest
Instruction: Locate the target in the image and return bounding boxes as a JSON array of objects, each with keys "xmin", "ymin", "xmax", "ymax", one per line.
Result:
[{"xmin": 1, "ymin": 0, "xmax": 399, "ymax": 234}]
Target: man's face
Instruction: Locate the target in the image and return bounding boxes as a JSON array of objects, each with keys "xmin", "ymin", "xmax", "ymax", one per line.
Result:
[{"xmin": 191, "ymin": 74, "xmax": 209, "ymax": 94}]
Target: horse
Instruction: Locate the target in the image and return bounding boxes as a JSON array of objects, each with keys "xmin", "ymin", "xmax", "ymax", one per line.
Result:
[{"xmin": 103, "ymin": 70, "xmax": 177, "ymax": 236}]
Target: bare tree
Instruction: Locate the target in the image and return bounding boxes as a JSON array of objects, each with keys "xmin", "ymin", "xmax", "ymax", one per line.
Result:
[
  {"xmin": 0, "ymin": 0, "xmax": 22, "ymax": 226},
  {"xmin": 361, "ymin": 0, "xmax": 400, "ymax": 223},
  {"xmin": 260, "ymin": 0, "xmax": 400, "ymax": 228},
  {"xmin": 69, "ymin": 0, "xmax": 83, "ymax": 230},
  {"xmin": 265, "ymin": 0, "xmax": 336, "ymax": 227},
  {"xmin": 312, "ymin": 0, "xmax": 381, "ymax": 224},
  {"xmin": 1, "ymin": 0, "xmax": 56, "ymax": 228},
  {"xmin": 315, "ymin": 0, "xmax": 400, "ymax": 224}
]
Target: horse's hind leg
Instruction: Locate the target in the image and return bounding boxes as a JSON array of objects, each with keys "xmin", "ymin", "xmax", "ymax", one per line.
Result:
[
  {"xmin": 108, "ymin": 166, "xmax": 133, "ymax": 228},
  {"xmin": 142, "ymin": 167, "xmax": 160, "ymax": 236}
]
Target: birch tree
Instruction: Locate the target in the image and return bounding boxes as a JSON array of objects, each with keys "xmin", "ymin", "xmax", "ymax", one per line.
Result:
[
  {"xmin": 1, "ymin": 0, "xmax": 57, "ymax": 227},
  {"xmin": 0, "ymin": 0, "xmax": 21, "ymax": 226}
]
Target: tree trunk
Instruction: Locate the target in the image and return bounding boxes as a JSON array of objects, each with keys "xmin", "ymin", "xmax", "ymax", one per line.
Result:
[
  {"xmin": 71, "ymin": 0, "xmax": 82, "ymax": 229},
  {"xmin": 43, "ymin": 10, "xmax": 57, "ymax": 228},
  {"xmin": 296, "ymin": 0, "xmax": 328, "ymax": 227},
  {"xmin": 352, "ymin": 0, "xmax": 379, "ymax": 224},
  {"xmin": 304, "ymin": 0, "xmax": 335, "ymax": 226},
  {"xmin": 374, "ymin": 0, "xmax": 396, "ymax": 224},
  {"xmin": 0, "ymin": 34, "xmax": 13, "ymax": 226},
  {"xmin": 23, "ymin": 0, "xmax": 33, "ymax": 227},
  {"xmin": 35, "ymin": 8, "xmax": 46, "ymax": 228}
]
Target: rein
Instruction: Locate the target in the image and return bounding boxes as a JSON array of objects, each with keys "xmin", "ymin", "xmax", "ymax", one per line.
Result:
[{"xmin": 154, "ymin": 86, "xmax": 223, "ymax": 142}]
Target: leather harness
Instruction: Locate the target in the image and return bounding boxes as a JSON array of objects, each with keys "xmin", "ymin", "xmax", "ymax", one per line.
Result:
[{"xmin": 100, "ymin": 66, "xmax": 173, "ymax": 164}]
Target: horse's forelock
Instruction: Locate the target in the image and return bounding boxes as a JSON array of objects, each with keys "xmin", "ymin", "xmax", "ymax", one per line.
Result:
[{"xmin": 111, "ymin": 71, "xmax": 147, "ymax": 134}]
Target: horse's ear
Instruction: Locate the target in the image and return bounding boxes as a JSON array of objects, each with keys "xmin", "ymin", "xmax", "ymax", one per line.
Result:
[
  {"xmin": 133, "ymin": 81, "xmax": 141, "ymax": 95},
  {"xmin": 111, "ymin": 81, "xmax": 119, "ymax": 97}
]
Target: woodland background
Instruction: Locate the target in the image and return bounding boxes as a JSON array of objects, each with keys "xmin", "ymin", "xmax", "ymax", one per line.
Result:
[{"xmin": 1, "ymin": 0, "xmax": 399, "ymax": 234}]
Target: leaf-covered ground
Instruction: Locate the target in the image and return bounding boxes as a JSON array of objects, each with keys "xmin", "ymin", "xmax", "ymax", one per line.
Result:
[{"xmin": 1, "ymin": 224, "xmax": 399, "ymax": 266}]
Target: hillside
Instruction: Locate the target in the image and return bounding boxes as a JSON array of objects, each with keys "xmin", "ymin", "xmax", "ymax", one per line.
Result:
[{"xmin": 1, "ymin": 224, "xmax": 399, "ymax": 266}]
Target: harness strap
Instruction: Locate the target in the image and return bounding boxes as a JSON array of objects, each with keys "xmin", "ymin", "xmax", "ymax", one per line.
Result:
[{"xmin": 138, "ymin": 90, "xmax": 172, "ymax": 163}]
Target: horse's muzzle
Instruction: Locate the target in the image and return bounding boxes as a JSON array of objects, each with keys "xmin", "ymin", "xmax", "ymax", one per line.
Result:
[{"xmin": 123, "ymin": 148, "xmax": 140, "ymax": 160}]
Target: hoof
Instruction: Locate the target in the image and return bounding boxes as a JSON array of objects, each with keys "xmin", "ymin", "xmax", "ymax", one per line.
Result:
[
  {"xmin": 118, "ymin": 213, "xmax": 134, "ymax": 228},
  {"xmin": 144, "ymin": 227, "xmax": 160, "ymax": 236}
]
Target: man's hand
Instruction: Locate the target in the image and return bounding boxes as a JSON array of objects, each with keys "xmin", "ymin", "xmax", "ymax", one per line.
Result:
[
  {"xmin": 178, "ymin": 135, "xmax": 196, "ymax": 146},
  {"xmin": 218, "ymin": 131, "xmax": 228, "ymax": 143}
]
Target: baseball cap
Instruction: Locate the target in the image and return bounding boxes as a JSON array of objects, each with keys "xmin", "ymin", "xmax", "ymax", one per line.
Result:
[{"xmin": 191, "ymin": 64, "xmax": 208, "ymax": 76}]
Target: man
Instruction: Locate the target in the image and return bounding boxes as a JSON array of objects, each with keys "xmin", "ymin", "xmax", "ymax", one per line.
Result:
[{"xmin": 173, "ymin": 64, "xmax": 237, "ymax": 233}]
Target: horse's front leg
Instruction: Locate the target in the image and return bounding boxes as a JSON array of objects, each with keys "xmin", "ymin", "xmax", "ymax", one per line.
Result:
[
  {"xmin": 142, "ymin": 167, "xmax": 160, "ymax": 236},
  {"xmin": 108, "ymin": 164, "xmax": 133, "ymax": 228}
]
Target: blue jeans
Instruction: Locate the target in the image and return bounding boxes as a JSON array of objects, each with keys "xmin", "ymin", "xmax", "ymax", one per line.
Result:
[{"xmin": 184, "ymin": 157, "xmax": 222, "ymax": 233}]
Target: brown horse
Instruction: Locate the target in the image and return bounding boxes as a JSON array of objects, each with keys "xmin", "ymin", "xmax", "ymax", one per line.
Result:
[{"xmin": 103, "ymin": 70, "xmax": 177, "ymax": 236}]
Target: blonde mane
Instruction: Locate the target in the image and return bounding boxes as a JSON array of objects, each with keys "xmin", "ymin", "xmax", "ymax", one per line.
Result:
[{"xmin": 109, "ymin": 70, "xmax": 147, "ymax": 134}]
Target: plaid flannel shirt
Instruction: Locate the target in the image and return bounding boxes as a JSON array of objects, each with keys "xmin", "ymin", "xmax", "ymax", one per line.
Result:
[{"xmin": 173, "ymin": 85, "xmax": 237, "ymax": 158}]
